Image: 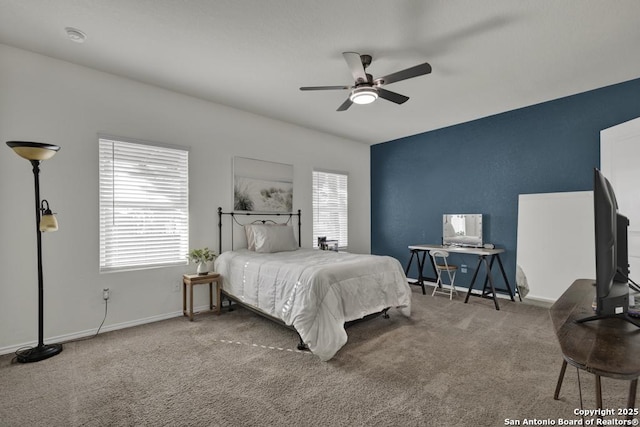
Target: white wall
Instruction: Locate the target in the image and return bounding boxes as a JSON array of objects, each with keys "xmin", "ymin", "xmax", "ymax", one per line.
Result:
[{"xmin": 0, "ymin": 44, "xmax": 371, "ymax": 354}]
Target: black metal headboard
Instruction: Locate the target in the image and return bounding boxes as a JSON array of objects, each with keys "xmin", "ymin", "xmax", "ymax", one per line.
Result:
[{"xmin": 217, "ymin": 207, "xmax": 302, "ymax": 254}]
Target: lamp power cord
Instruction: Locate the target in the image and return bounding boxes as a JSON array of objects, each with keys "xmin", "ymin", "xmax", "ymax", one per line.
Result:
[{"xmin": 11, "ymin": 299, "xmax": 109, "ymax": 363}]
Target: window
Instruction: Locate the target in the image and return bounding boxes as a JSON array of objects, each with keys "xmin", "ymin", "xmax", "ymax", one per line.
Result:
[
  {"xmin": 312, "ymin": 170, "xmax": 348, "ymax": 248},
  {"xmin": 99, "ymin": 136, "xmax": 189, "ymax": 272}
]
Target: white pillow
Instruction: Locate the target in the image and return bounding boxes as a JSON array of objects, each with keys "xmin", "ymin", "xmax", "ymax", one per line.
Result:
[
  {"xmin": 245, "ymin": 225, "xmax": 256, "ymax": 251},
  {"xmin": 252, "ymin": 224, "xmax": 298, "ymax": 253},
  {"xmin": 245, "ymin": 224, "xmax": 283, "ymax": 251}
]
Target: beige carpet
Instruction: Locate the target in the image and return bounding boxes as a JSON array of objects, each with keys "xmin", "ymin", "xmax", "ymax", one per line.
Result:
[{"xmin": 0, "ymin": 287, "xmax": 635, "ymax": 426}]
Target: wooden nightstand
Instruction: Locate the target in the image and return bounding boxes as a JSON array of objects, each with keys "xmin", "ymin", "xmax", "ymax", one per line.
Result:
[{"xmin": 182, "ymin": 272, "xmax": 222, "ymax": 321}]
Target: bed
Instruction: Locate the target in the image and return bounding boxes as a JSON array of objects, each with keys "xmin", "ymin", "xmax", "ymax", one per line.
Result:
[{"xmin": 215, "ymin": 208, "xmax": 412, "ymax": 361}]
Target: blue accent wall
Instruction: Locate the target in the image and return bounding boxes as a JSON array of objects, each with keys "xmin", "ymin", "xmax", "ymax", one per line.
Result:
[{"xmin": 371, "ymin": 77, "xmax": 640, "ymax": 292}]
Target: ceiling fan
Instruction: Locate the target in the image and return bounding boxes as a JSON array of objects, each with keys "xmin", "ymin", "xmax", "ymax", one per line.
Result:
[{"xmin": 300, "ymin": 52, "xmax": 432, "ymax": 111}]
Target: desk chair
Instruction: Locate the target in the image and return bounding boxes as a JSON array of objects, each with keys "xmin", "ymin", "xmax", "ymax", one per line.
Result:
[{"xmin": 430, "ymin": 250, "xmax": 458, "ymax": 300}]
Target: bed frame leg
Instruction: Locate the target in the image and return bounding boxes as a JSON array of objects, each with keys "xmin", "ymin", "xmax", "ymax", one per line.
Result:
[
  {"xmin": 223, "ymin": 295, "xmax": 234, "ymax": 312},
  {"xmin": 297, "ymin": 334, "xmax": 309, "ymax": 351}
]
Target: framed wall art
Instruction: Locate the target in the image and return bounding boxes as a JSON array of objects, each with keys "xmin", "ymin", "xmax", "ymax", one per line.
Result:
[{"xmin": 233, "ymin": 157, "xmax": 293, "ymax": 212}]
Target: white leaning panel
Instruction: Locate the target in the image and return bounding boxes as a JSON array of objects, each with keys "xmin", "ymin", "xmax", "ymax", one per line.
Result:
[{"xmin": 516, "ymin": 191, "xmax": 594, "ymax": 303}]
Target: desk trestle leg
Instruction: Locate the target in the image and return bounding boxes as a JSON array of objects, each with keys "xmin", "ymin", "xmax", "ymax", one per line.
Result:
[{"xmin": 405, "ymin": 249, "xmax": 430, "ymax": 295}]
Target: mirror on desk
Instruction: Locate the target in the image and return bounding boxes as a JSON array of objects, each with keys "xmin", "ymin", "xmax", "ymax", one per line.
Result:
[{"xmin": 443, "ymin": 214, "xmax": 483, "ymax": 247}]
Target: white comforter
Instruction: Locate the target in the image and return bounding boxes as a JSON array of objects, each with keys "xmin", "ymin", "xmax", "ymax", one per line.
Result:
[{"xmin": 214, "ymin": 249, "xmax": 411, "ymax": 361}]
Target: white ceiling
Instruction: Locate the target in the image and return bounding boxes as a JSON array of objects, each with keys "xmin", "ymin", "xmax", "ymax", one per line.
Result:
[{"xmin": 1, "ymin": 1, "xmax": 640, "ymax": 145}]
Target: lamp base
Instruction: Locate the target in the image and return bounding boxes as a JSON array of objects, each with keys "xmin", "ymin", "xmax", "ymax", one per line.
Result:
[{"xmin": 16, "ymin": 343, "xmax": 63, "ymax": 363}]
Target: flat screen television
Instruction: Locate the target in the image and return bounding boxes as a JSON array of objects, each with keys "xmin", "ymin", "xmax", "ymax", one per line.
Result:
[
  {"xmin": 442, "ymin": 214, "xmax": 483, "ymax": 247},
  {"xmin": 577, "ymin": 168, "xmax": 639, "ymax": 327}
]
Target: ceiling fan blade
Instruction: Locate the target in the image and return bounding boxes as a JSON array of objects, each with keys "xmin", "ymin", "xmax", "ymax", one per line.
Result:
[
  {"xmin": 342, "ymin": 52, "xmax": 368, "ymax": 84},
  {"xmin": 337, "ymin": 97, "xmax": 353, "ymax": 111},
  {"xmin": 376, "ymin": 62, "xmax": 432, "ymax": 86},
  {"xmin": 377, "ymin": 88, "xmax": 410, "ymax": 105},
  {"xmin": 300, "ymin": 85, "xmax": 350, "ymax": 91}
]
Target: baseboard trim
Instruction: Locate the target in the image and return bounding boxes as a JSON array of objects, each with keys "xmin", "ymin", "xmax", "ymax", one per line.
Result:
[
  {"xmin": 520, "ymin": 295, "xmax": 554, "ymax": 308},
  {"xmin": 0, "ymin": 307, "xmax": 213, "ymax": 356},
  {"xmin": 409, "ymin": 278, "xmax": 521, "ymax": 301}
]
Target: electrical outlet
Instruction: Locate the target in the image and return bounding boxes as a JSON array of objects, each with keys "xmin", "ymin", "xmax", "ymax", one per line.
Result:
[
  {"xmin": 102, "ymin": 288, "xmax": 110, "ymax": 301},
  {"xmin": 461, "ymin": 264, "xmax": 467, "ymax": 274}
]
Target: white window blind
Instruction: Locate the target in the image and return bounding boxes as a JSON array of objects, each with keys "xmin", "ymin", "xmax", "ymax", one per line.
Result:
[
  {"xmin": 312, "ymin": 170, "xmax": 348, "ymax": 248},
  {"xmin": 99, "ymin": 137, "xmax": 189, "ymax": 272}
]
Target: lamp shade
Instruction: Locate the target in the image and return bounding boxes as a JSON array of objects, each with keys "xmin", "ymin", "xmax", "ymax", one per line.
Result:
[
  {"xmin": 39, "ymin": 213, "xmax": 59, "ymax": 232},
  {"xmin": 39, "ymin": 200, "xmax": 58, "ymax": 232},
  {"xmin": 6, "ymin": 141, "xmax": 60, "ymax": 161}
]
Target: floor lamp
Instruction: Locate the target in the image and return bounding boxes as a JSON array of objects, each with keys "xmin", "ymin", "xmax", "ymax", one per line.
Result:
[{"xmin": 7, "ymin": 141, "xmax": 63, "ymax": 363}]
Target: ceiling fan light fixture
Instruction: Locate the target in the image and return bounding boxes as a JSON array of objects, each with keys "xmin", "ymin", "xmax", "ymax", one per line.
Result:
[{"xmin": 349, "ymin": 87, "xmax": 378, "ymax": 105}]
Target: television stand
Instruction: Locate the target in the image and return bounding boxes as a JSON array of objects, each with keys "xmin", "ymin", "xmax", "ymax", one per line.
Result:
[
  {"xmin": 576, "ymin": 312, "xmax": 640, "ymax": 328},
  {"xmin": 551, "ymin": 280, "xmax": 640, "ymax": 419}
]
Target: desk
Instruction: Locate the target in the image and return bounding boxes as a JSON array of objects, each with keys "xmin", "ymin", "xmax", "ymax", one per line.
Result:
[
  {"xmin": 551, "ymin": 279, "xmax": 640, "ymax": 417},
  {"xmin": 406, "ymin": 244, "xmax": 518, "ymax": 310}
]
